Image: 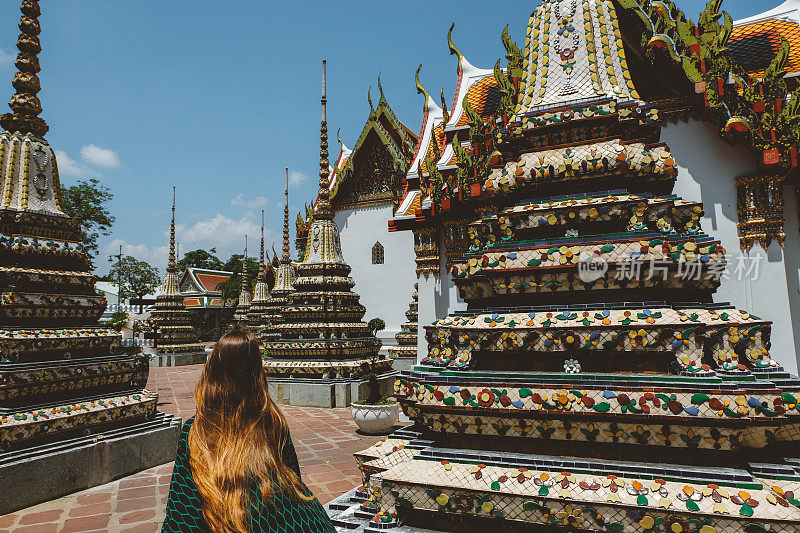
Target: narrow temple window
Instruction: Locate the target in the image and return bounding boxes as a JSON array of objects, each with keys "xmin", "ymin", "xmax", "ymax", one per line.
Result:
[{"xmin": 372, "ymin": 241, "xmax": 384, "ymax": 265}]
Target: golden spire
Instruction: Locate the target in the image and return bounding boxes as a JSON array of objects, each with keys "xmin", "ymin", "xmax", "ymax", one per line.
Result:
[
  {"xmin": 167, "ymin": 186, "xmax": 177, "ymax": 273},
  {"xmin": 259, "ymin": 209, "xmax": 265, "ymax": 266},
  {"xmin": 282, "ymin": 167, "xmax": 291, "ymax": 262},
  {"xmin": 315, "ymin": 59, "xmax": 333, "ymax": 221},
  {"xmin": 0, "ymin": 0, "xmax": 48, "ymax": 137},
  {"xmin": 257, "ymin": 209, "xmax": 268, "ymax": 283},
  {"xmin": 242, "ymin": 236, "xmax": 249, "ymax": 288}
]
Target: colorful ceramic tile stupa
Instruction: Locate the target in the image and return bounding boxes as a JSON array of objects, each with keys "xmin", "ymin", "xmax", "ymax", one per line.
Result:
[
  {"xmin": 262, "ymin": 168, "xmax": 297, "ymax": 342},
  {"xmin": 338, "ymin": 1, "xmax": 800, "ymax": 531},
  {"xmin": 387, "ymin": 283, "xmax": 418, "ymax": 360},
  {"xmin": 248, "ymin": 209, "xmax": 278, "ymax": 342},
  {"xmin": 232, "ymin": 237, "xmax": 252, "ymax": 324},
  {"xmin": 0, "ymin": 0, "xmax": 179, "ymax": 513},
  {"xmin": 148, "ymin": 188, "xmax": 204, "ymax": 354},
  {"xmin": 262, "ymin": 61, "xmax": 391, "ymax": 380}
]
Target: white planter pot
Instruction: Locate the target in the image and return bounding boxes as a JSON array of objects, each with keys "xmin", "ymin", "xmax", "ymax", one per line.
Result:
[{"xmin": 351, "ymin": 402, "xmax": 400, "ymax": 435}]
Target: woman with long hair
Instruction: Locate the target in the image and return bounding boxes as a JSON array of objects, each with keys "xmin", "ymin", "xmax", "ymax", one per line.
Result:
[{"xmin": 162, "ymin": 325, "xmax": 335, "ymax": 533}]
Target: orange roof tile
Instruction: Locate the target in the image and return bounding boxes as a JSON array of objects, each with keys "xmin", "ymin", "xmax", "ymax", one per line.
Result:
[
  {"xmin": 730, "ymin": 18, "xmax": 800, "ymax": 77},
  {"xmin": 419, "ymin": 125, "xmax": 446, "ymax": 174},
  {"xmin": 456, "ymin": 76, "xmax": 501, "ymax": 127},
  {"xmin": 196, "ymin": 273, "xmax": 229, "ymax": 292}
]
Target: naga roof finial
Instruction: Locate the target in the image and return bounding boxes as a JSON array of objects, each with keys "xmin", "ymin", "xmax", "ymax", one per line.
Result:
[
  {"xmin": 367, "ymin": 85, "xmax": 374, "ymax": 112},
  {"xmin": 316, "ymin": 59, "xmax": 333, "ymax": 221},
  {"xmin": 377, "ymin": 72, "xmax": 385, "ymax": 103},
  {"xmin": 447, "ymin": 23, "xmax": 465, "ymax": 66},
  {"xmin": 415, "ymin": 64, "xmax": 432, "ymax": 104},
  {"xmin": 440, "ymin": 88, "xmax": 450, "ymax": 123},
  {"xmin": 0, "ymin": 0, "xmax": 48, "ymax": 137}
]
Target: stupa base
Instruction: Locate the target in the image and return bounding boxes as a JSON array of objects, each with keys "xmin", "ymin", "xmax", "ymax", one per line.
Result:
[
  {"xmin": 326, "ymin": 487, "xmax": 442, "ymax": 533},
  {"xmin": 263, "ymin": 357, "xmax": 393, "ymax": 379},
  {"xmin": 150, "ymin": 349, "xmax": 208, "ymax": 367},
  {"xmin": 267, "ymin": 370, "xmax": 398, "ymax": 408},
  {"xmin": 343, "ymin": 434, "xmax": 800, "ymax": 532},
  {"xmin": 153, "ymin": 343, "xmax": 206, "ymax": 355},
  {"xmin": 0, "ymin": 411, "xmax": 181, "ymax": 515}
]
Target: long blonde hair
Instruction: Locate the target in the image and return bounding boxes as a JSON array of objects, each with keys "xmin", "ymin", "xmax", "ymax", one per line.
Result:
[{"xmin": 188, "ymin": 325, "xmax": 314, "ymax": 532}]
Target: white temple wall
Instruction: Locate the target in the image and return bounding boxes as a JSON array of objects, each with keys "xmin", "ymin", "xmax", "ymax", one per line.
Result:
[
  {"xmin": 333, "ymin": 204, "xmax": 416, "ymax": 348},
  {"xmin": 663, "ymin": 119, "xmax": 800, "ymax": 374},
  {"xmin": 416, "ymin": 231, "xmax": 467, "ymax": 362}
]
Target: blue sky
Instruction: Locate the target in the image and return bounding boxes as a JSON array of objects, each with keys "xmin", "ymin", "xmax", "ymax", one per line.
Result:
[{"xmin": 0, "ymin": 0, "xmax": 779, "ymax": 274}]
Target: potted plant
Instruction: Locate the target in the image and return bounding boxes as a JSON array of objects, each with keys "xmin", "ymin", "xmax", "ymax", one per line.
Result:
[{"xmin": 351, "ymin": 318, "xmax": 399, "ymax": 435}]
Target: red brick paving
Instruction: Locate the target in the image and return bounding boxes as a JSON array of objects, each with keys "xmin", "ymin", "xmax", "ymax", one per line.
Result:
[{"xmin": 0, "ymin": 364, "xmax": 385, "ymax": 532}]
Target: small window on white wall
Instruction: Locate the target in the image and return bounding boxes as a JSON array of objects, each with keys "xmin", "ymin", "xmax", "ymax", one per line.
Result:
[{"xmin": 372, "ymin": 241, "xmax": 384, "ymax": 265}]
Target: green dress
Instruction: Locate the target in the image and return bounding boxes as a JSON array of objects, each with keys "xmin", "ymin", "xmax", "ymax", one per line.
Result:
[{"xmin": 162, "ymin": 418, "xmax": 335, "ymax": 533}]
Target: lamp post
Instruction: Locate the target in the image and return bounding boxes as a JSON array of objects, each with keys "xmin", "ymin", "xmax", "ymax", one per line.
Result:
[{"xmin": 108, "ymin": 245, "xmax": 123, "ymax": 309}]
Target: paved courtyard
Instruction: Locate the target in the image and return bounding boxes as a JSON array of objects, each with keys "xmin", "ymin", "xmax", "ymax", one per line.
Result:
[{"xmin": 0, "ymin": 364, "xmax": 382, "ymax": 532}]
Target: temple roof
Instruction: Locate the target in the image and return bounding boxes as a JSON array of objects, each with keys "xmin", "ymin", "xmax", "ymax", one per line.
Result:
[
  {"xmin": 393, "ymin": 31, "xmax": 500, "ymax": 220},
  {"xmin": 314, "ymin": 83, "xmax": 416, "ymax": 213},
  {"xmin": 443, "ymin": 28, "xmax": 496, "ymax": 132},
  {"xmin": 178, "ymin": 267, "xmax": 231, "ymax": 295},
  {"xmin": 436, "ymin": 71, "xmax": 500, "ymax": 170},
  {"xmin": 730, "ymin": 0, "xmax": 800, "ymax": 78}
]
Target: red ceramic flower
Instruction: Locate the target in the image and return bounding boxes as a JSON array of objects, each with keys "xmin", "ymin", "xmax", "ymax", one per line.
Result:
[{"xmin": 477, "ymin": 389, "xmax": 496, "ymax": 407}]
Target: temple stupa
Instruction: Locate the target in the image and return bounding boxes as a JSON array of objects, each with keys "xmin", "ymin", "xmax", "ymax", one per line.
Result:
[
  {"xmin": 387, "ymin": 283, "xmax": 418, "ymax": 367},
  {"xmin": 0, "ymin": 0, "xmax": 179, "ymax": 514},
  {"xmin": 148, "ymin": 188, "xmax": 204, "ymax": 359},
  {"xmin": 329, "ymin": 1, "xmax": 800, "ymax": 531},
  {"xmin": 248, "ymin": 210, "xmax": 278, "ymax": 341},
  {"xmin": 232, "ymin": 238, "xmax": 251, "ymax": 323},
  {"xmin": 262, "ymin": 60, "xmax": 392, "ymax": 405},
  {"xmin": 262, "ymin": 168, "xmax": 296, "ymax": 341}
]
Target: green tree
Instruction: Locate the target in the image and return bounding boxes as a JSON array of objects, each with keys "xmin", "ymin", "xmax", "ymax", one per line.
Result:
[
  {"xmin": 217, "ymin": 254, "xmax": 260, "ymax": 307},
  {"xmin": 177, "ymin": 248, "xmax": 224, "ymax": 272},
  {"xmin": 109, "ymin": 255, "xmax": 161, "ymax": 312},
  {"xmin": 106, "ymin": 310, "xmax": 129, "ymax": 332},
  {"xmin": 59, "ymin": 179, "xmax": 115, "ymax": 264}
]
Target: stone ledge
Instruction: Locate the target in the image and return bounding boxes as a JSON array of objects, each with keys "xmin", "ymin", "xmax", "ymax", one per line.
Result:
[
  {"xmin": 268, "ymin": 371, "xmax": 398, "ymax": 408},
  {"xmin": 149, "ymin": 351, "xmax": 208, "ymax": 367},
  {"xmin": 0, "ymin": 412, "xmax": 181, "ymax": 515}
]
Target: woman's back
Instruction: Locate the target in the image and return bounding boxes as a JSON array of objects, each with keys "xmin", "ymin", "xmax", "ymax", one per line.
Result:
[
  {"xmin": 162, "ymin": 418, "xmax": 334, "ymax": 533},
  {"xmin": 161, "ymin": 326, "xmax": 336, "ymax": 533}
]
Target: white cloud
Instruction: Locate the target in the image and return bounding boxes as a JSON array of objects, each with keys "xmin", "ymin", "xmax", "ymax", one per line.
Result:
[
  {"xmin": 230, "ymin": 194, "xmax": 268, "ymax": 209},
  {"xmin": 177, "ymin": 214, "xmax": 265, "ymax": 253},
  {"xmin": 102, "ymin": 213, "xmax": 274, "ymax": 276},
  {"xmin": 54, "ymin": 149, "xmax": 90, "ymax": 178},
  {"xmin": 106, "ymin": 239, "xmax": 169, "ymax": 272},
  {"xmin": 80, "ymin": 144, "xmax": 120, "ymax": 168},
  {"xmin": 289, "ymin": 170, "xmax": 309, "ymax": 187}
]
